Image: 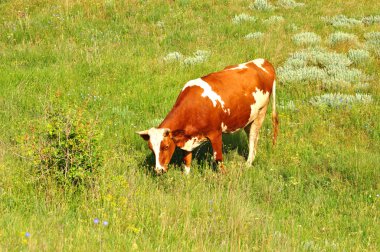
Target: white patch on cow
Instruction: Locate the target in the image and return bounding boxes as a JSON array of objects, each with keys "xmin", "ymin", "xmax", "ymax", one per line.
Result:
[
  {"xmin": 148, "ymin": 128, "xmax": 167, "ymax": 170},
  {"xmin": 213, "ymin": 151, "xmax": 217, "ymax": 160},
  {"xmin": 181, "ymin": 137, "xmax": 206, "ymax": 151},
  {"xmin": 226, "ymin": 63, "xmax": 248, "ymax": 71},
  {"xmin": 227, "ymin": 108, "xmax": 231, "ymax": 115},
  {"xmin": 182, "ymin": 78, "xmax": 228, "ymax": 113},
  {"xmin": 221, "ymin": 122, "xmax": 228, "ymax": 132},
  {"xmin": 247, "ymin": 88, "xmax": 270, "ymax": 125},
  {"xmin": 184, "ymin": 165, "xmax": 191, "ymax": 175},
  {"xmin": 252, "ymin": 58, "xmax": 269, "ymax": 73}
]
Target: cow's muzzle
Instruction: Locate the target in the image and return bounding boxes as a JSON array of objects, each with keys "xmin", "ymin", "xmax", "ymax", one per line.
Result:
[{"xmin": 154, "ymin": 166, "xmax": 168, "ymax": 175}]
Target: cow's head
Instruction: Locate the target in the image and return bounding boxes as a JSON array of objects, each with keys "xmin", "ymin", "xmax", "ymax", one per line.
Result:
[{"xmin": 137, "ymin": 128, "xmax": 176, "ymax": 174}]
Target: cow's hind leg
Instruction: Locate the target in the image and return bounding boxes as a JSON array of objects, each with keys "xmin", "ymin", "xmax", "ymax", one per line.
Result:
[{"xmin": 245, "ymin": 105, "xmax": 268, "ymax": 165}]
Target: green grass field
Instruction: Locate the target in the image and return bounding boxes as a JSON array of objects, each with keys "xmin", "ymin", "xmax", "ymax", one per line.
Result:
[{"xmin": 1, "ymin": 0, "xmax": 379, "ymax": 250}]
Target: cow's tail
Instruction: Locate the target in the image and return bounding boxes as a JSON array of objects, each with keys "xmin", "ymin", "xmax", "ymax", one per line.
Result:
[{"xmin": 272, "ymin": 79, "xmax": 279, "ymax": 145}]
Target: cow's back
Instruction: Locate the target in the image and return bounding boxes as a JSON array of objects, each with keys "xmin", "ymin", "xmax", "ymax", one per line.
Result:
[{"xmin": 161, "ymin": 59, "xmax": 276, "ymax": 134}]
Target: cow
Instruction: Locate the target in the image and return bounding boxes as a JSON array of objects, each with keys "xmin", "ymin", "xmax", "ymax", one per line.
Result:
[{"xmin": 137, "ymin": 58, "xmax": 278, "ymax": 175}]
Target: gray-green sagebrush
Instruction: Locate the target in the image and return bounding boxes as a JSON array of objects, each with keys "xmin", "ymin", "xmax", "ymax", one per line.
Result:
[{"xmin": 0, "ymin": 0, "xmax": 379, "ymax": 250}]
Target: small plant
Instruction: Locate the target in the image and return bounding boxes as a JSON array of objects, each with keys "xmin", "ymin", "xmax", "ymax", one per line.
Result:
[
  {"xmin": 163, "ymin": 52, "xmax": 183, "ymax": 62},
  {"xmin": 310, "ymin": 93, "xmax": 373, "ymax": 108},
  {"xmin": 232, "ymin": 13, "xmax": 256, "ymax": 24},
  {"xmin": 164, "ymin": 50, "xmax": 210, "ymax": 66},
  {"xmin": 277, "ymin": 0, "xmax": 304, "ymax": 8},
  {"xmin": 250, "ymin": 0, "xmax": 275, "ymax": 11},
  {"xmin": 277, "ymin": 66, "xmax": 328, "ymax": 83},
  {"xmin": 327, "ymin": 32, "xmax": 359, "ymax": 46},
  {"xmin": 364, "ymin": 32, "xmax": 380, "ymax": 48},
  {"xmin": 323, "ymin": 15, "xmax": 362, "ymax": 27},
  {"xmin": 292, "ymin": 32, "xmax": 321, "ymax": 46},
  {"xmin": 263, "ymin": 15, "xmax": 285, "ymax": 25},
  {"xmin": 20, "ymin": 105, "xmax": 103, "ymax": 186},
  {"xmin": 277, "ymin": 47, "xmax": 367, "ymax": 86},
  {"xmin": 244, "ymin": 32, "xmax": 264, "ymax": 40},
  {"xmin": 279, "ymin": 100, "xmax": 297, "ymax": 111},
  {"xmin": 364, "ymin": 32, "xmax": 380, "ymax": 58},
  {"xmin": 361, "ymin": 15, "xmax": 380, "ymax": 25},
  {"xmin": 182, "ymin": 50, "xmax": 211, "ymax": 66},
  {"xmin": 347, "ymin": 49, "xmax": 370, "ymax": 64}
]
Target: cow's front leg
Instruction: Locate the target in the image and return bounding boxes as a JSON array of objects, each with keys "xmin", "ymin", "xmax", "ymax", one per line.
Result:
[
  {"xmin": 208, "ymin": 131, "xmax": 226, "ymax": 174},
  {"xmin": 183, "ymin": 150, "xmax": 192, "ymax": 175}
]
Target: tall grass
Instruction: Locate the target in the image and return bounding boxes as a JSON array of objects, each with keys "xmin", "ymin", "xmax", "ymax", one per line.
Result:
[{"xmin": 0, "ymin": 0, "xmax": 379, "ymax": 250}]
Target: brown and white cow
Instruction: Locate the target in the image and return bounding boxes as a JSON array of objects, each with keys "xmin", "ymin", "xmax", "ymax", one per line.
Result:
[{"xmin": 138, "ymin": 58, "xmax": 278, "ymax": 175}]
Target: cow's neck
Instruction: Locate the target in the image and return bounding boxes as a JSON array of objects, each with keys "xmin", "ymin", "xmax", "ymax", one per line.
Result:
[{"xmin": 158, "ymin": 106, "xmax": 185, "ymax": 132}]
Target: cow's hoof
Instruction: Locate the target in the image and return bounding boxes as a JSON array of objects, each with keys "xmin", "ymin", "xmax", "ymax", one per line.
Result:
[
  {"xmin": 245, "ymin": 161, "xmax": 253, "ymax": 167},
  {"xmin": 218, "ymin": 163, "xmax": 227, "ymax": 174},
  {"xmin": 183, "ymin": 166, "xmax": 191, "ymax": 175}
]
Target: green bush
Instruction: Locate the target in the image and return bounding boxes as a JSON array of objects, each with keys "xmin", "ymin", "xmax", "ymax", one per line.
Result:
[{"xmin": 20, "ymin": 105, "xmax": 103, "ymax": 186}]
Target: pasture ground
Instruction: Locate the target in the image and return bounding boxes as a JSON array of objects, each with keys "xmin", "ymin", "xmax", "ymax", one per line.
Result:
[{"xmin": 0, "ymin": 0, "xmax": 379, "ymax": 250}]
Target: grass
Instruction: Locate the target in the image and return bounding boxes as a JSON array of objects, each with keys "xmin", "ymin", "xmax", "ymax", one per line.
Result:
[{"xmin": 0, "ymin": 0, "xmax": 379, "ymax": 250}]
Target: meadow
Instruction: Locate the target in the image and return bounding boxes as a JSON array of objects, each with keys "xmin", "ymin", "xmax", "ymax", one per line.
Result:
[{"xmin": 0, "ymin": 0, "xmax": 379, "ymax": 250}]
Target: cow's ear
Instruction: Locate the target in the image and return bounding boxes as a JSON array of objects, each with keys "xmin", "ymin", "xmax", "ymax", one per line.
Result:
[
  {"xmin": 136, "ymin": 130, "xmax": 150, "ymax": 141},
  {"xmin": 170, "ymin": 130, "xmax": 188, "ymax": 143}
]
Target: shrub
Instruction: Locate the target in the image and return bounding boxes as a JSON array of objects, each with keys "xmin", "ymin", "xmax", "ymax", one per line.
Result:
[
  {"xmin": 20, "ymin": 105, "xmax": 103, "ymax": 186},
  {"xmin": 292, "ymin": 32, "xmax": 321, "ymax": 46}
]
